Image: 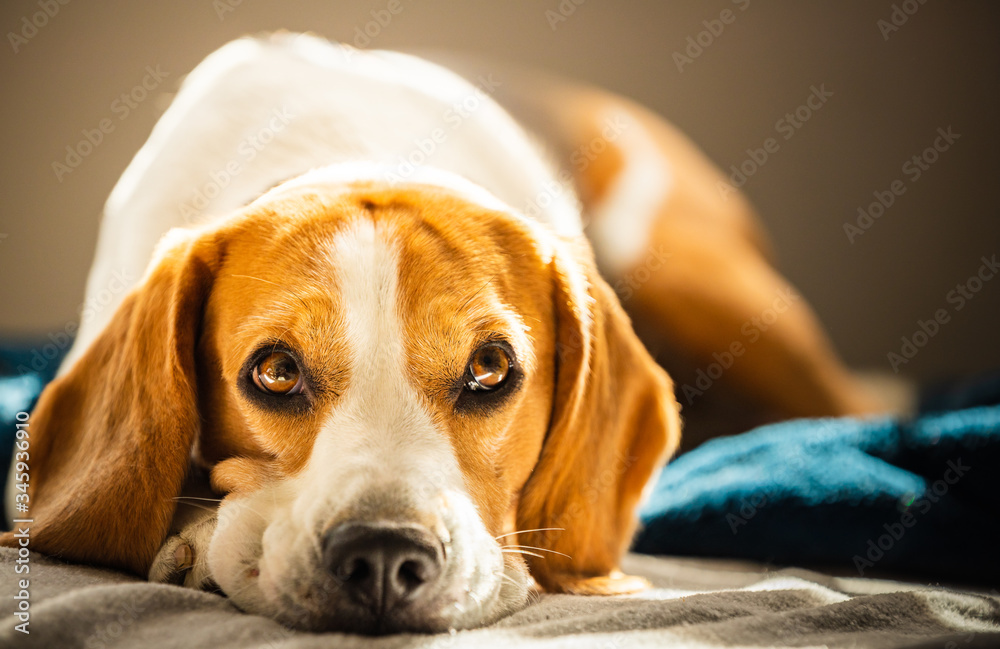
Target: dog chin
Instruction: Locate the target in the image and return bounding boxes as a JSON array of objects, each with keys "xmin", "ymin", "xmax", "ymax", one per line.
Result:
[{"xmin": 206, "ymin": 493, "xmax": 532, "ymax": 633}]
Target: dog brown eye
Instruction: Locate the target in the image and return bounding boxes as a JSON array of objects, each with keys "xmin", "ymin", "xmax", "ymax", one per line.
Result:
[
  {"xmin": 253, "ymin": 352, "xmax": 303, "ymax": 395},
  {"xmin": 467, "ymin": 344, "xmax": 511, "ymax": 391}
]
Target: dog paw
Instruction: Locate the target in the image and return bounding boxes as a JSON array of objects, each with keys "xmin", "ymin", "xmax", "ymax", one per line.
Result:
[
  {"xmin": 538, "ymin": 570, "xmax": 651, "ymax": 596},
  {"xmin": 149, "ymin": 510, "xmax": 218, "ymax": 591}
]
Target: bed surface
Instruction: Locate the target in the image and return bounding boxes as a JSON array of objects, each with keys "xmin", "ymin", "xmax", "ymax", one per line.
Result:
[{"xmin": 3, "ymin": 549, "xmax": 998, "ymax": 648}]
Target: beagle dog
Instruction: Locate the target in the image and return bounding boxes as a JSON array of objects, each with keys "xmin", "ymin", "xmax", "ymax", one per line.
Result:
[{"xmin": 2, "ymin": 33, "xmax": 882, "ymax": 634}]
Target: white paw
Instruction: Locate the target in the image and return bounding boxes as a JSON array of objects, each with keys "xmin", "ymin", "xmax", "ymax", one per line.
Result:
[{"xmin": 149, "ymin": 509, "xmax": 218, "ymax": 590}]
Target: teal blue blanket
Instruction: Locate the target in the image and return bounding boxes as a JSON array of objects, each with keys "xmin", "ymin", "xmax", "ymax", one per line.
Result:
[{"xmin": 634, "ymin": 399, "xmax": 1000, "ymax": 584}]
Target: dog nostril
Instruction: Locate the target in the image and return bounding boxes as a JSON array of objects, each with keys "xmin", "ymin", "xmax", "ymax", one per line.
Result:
[
  {"xmin": 322, "ymin": 522, "xmax": 444, "ymax": 616},
  {"xmin": 398, "ymin": 559, "xmax": 426, "ymax": 588},
  {"xmin": 340, "ymin": 556, "xmax": 372, "ymax": 583}
]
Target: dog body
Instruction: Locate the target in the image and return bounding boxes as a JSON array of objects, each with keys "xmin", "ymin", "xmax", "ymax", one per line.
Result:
[{"xmin": 4, "ymin": 34, "xmax": 880, "ymax": 633}]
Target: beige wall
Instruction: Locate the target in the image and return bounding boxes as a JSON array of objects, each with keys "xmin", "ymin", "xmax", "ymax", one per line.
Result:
[{"xmin": 0, "ymin": 0, "xmax": 997, "ymax": 382}]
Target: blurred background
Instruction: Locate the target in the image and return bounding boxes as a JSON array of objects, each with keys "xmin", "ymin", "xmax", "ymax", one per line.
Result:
[{"xmin": 0, "ymin": 0, "xmax": 997, "ymax": 383}]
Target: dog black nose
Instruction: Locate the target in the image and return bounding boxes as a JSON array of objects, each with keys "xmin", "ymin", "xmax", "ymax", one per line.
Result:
[{"xmin": 322, "ymin": 522, "xmax": 444, "ymax": 616}]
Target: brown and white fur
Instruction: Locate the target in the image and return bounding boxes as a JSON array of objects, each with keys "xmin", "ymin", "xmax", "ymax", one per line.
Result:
[{"xmin": 3, "ymin": 33, "xmax": 885, "ymax": 634}]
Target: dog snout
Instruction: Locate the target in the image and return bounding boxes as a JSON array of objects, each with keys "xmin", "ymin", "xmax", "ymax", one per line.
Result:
[{"xmin": 322, "ymin": 522, "xmax": 444, "ymax": 618}]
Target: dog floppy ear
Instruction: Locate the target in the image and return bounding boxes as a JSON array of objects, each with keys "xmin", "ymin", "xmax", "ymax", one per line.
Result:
[
  {"xmin": 516, "ymin": 237, "xmax": 681, "ymax": 595},
  {"xmin": 0, "ymin": 227, "xmax": 223, "ymax": 575}
]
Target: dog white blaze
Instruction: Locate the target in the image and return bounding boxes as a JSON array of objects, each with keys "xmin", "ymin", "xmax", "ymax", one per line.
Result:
[{"xmin": 304, "ymin": 218, "xmax": 466, "ymax": 505}]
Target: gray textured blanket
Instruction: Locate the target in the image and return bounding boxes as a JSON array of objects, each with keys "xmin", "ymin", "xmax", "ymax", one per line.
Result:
[{"xmin": 2, "ymin": 549, "xmax": 998, "ymax": 648}]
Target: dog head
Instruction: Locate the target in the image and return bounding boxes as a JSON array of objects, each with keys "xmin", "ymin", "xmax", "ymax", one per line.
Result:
[{"xmin": 5, "ymin": 167, "xmax": 679, "ymax": 633}]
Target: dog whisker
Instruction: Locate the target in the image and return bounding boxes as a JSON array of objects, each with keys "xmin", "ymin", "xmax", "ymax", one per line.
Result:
[
  {"xmin": 170, "ymin": 496, "xmax": 270, "ymax": 529},
  {"xmin": 501, "ymin": 544, "xmax": 572, "ymax": 560},
  {"xmin": 496, "ymin": 571, "xmax": 540, "ymax": 606},
  {"xmin": 170, "ymin": 501, "xmax": 218, "ymax": 515},
  {"xmin": 459, "ymin": 272, "xmax": 501, "ymax": 313},
  {"xmin": 268, "ymin": 325, "xmax": 296, "ymax": 356},
  {"xmin": 493, "ymin": 570, "xmax": 522, "ymax": 588},
  {"xmin": 501, "ymin": 549, "xmax": 546, "ymax": 560},
  {"xmin": 494, "ymin": 528, "xmax": 564, "ymax": 541}
]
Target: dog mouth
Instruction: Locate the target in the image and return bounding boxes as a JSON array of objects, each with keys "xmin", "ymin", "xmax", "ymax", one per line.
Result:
[
  {"xmin": 211, "ymin": 496, "xmax": 531, "ymax": 634},
  {"xmin": 260, "ymin": 533, "xmax": 524, "ymax": 634}
]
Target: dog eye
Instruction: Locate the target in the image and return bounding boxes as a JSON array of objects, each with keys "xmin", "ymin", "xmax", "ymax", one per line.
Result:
[
  {"xmin": 466, "ymin": 344, "xmax": 511, "ymax": 391},
  {"xmin": 252, "ymin": 351, "xmax": 303, "ymax": 395}
]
